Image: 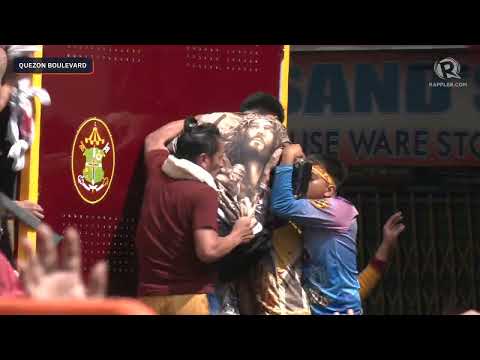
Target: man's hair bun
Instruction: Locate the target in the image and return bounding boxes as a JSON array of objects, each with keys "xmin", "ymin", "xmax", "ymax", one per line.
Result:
[{"xmin": 184, "ymin": 117, "xmax": 198, "ymax": 133}]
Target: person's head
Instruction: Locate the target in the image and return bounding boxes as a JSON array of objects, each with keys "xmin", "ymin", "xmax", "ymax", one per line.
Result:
[
  {"xmin": 244, "ymin": 116, "xmax": 275, "ymax": 155},
  {"xmin": 305, "ymin": 155, "xmax": 349, "ymax": 199},
  {"xmin": 230, "ymin": 163, "xmax": 246, "ymax": 183},
  {"xmin": 175, "ymin": 117, "xmax": 225, "ymax": 176},
  {"xmin": 240, "ymin": 92, "xmax": 284, "ymax": 123}
]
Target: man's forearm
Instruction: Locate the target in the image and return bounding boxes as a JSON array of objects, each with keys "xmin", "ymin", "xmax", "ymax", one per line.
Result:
[
  {"xmin": 145, "ymin": 119, "xmax": 185, "ymax": 153},
  {"xmin": 271, "ymin": 166, "xmax": 301, "ymax": 218},
  {"xmin": 215, "ymin": 232, "xmax": 244, "ymax": 259},
  {"xmin": 280, "ymin": 152, "xmax": 297, "ymax": 166},
  {"xmin": 374, "ymin": 240, "xmax": 396, "ymax": 263},
  {"xmin": 199, "ymin": 232, "xmax": 243, "ymax": 263}
]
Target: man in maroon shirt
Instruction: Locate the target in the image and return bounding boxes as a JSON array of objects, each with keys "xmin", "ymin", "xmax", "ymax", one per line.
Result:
[{"xmin": 136, "ymin": 118, "xmax": 254, "ymax": 315}]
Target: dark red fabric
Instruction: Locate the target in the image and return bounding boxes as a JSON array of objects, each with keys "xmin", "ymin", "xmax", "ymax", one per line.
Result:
[
  {"xmin": 370, "ymin": 257, "xmax": 388, "ymax": 273},
  {"xmin": 136, "ymin": 150, "xmax": 219, "ymax": 296}
]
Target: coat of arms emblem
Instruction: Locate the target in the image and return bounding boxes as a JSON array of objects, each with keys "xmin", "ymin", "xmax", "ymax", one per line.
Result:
[{"xmin": 71, "ymin": 117, "xmax": 115, "ymax": 204}]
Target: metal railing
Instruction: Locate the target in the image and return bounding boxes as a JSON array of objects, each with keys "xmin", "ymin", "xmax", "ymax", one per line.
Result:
[{"xmin": 342, "ymin": 188, "xmax": 480, "ymax": 315}]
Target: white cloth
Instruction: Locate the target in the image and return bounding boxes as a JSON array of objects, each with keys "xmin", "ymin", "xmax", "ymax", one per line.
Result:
[
  {"xmin": 161, "ymin": 154, "xmax": 218, "ymax": 192},
  {"xmin": 6, "ymin": 78, "xmax": 51, "ymax": 171},
  {"xmin": 161, "ymin": 154, "xmax": 230, "ymax": 221},
  {"xmin": 5, "ymin": 45, "xmax": 41, "ymax": 59}
]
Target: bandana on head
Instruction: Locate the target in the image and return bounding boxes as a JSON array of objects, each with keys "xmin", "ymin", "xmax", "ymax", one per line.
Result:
[{"xmin": 312, "ymin": 165, "xmax": 335, "ymax": 188}]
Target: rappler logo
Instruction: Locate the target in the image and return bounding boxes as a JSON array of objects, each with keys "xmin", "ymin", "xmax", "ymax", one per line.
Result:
[
  {"xmin": 430, "ymin": 57, "xmax": 467, "ymax": 88},
  {"xmin": 71, "ymin": 117, "xmax": 115, "ymax": 204},
  {"xmin": 434, "ymin": 57, "xmax": 461, "ymax": 80}
]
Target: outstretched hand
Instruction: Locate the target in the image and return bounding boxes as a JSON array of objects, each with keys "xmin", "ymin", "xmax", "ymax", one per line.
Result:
[
  {"xmin": 18, "ymin": 225, "xmax": 108, "ymax": 299},
  {"xmin": 15, "ymin": 200, "xmax": 45, "ymax": 220},
  {"xmin": 280, "ymin": 144, "xmax": 305, "ymax": 165},
  {"xmin": 383, "ymin": 211, "xmax": 406, "ymax": 247},
  {"xmin": 374, "ymin": 212, "xmax": 406, "ymax": 263}
]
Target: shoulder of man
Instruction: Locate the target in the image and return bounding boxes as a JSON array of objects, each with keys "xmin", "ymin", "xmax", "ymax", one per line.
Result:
[
  {"xmin": 145, "ymin": 148, "xmax": 170, "ymax": 170},
  {"xmin": 335, "ymin": 196, "xmax": 359, "ymax": 214},
  {"xmin": 188, "ymin": 182, "xmax": 218, "ymax": 198},
  {"xmin": 309, "ymin": 197, "xmax": 359, "ymax": 220}
]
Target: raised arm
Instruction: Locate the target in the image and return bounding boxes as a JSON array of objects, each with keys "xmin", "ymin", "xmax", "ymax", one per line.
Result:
[
  {"xmin": 271, "ymin": 145, "xmax": 355, "ymax": 232},
  {"xmin": 271, "ymin": 144, "xmax": 308, "ymax": 219},
  {"xmin": 358, "ymin": 212, "xmax": 405, "ymax": 300},
  {"xmin": 144, "ymin": 119, "xmax": 185, "ymax": 155}
]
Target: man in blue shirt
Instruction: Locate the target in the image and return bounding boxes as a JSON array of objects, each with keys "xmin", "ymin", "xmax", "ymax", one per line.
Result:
[{"xmin": 271, "ymin": 144, "xmax": 361, "ymax": 315}]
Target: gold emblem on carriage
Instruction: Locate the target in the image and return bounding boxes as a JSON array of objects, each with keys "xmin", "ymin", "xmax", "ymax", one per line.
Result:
[
  {"xmin": 78, "ymin": 124, "xmax": 110, "ymax": 191},
  {"xmin": 72, "ymin": 117, "xmax": 115, "ymax": 204}
]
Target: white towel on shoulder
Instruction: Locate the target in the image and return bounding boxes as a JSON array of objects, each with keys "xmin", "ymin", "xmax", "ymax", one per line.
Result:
[{"xmin": 161, "ymin": 154, "xmax": 218, "ymax": 192}]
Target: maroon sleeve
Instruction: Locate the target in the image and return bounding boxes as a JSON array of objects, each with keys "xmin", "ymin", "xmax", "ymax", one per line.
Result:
[
  {"xmin": 145, "ymin": 149, "xmax": 169, "ymax": 173},
  {"xmin": 370, "ymin": 257, "xmax": 388, "ymax": 273},
  {"xmin": 0, "ymin": 252, "xmax": 25, "ymax": 297},
  {"xmin": 191, "ymin": 187, "xmax": 219, "ymax": 232}
]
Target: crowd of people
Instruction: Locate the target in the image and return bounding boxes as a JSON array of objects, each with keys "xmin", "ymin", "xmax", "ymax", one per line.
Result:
[
  {"xmin": 0, "ymin": 45, "xmax": 478, "ymax": 315},
  {"xmin": 133, "ymin": 92, "xmax": 407, "ymax": 315}
]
